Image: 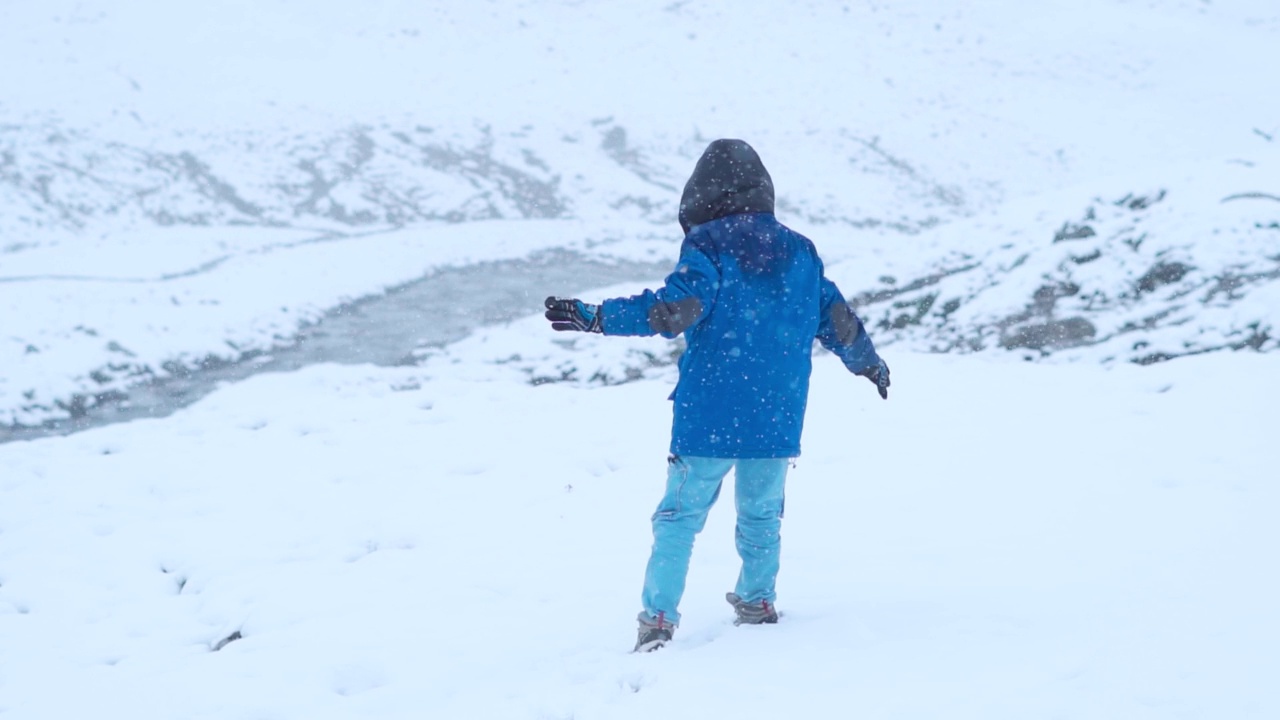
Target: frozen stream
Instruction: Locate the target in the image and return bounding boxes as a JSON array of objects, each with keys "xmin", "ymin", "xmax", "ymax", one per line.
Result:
[{"xmin": 0, "ymin": 250, "xmax": 671, "ymax": 445}]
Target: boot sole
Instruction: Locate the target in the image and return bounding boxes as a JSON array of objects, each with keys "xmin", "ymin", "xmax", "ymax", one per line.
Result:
[
  {"xmin": 634, "ymin": 638, "xmax": 669, "ymax": 653},
  {"xmin": 732, "ymin": 612, "xmax": 781, "ymax": 626}
]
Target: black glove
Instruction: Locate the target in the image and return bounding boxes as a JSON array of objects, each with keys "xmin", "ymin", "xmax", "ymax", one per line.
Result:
[
  {"xmin": 858, "ymin": 358, "xmax": 891, "ymax": 400},
  {"xmin": 544, "ymin": 296, "xmax": 603, "ymax": 333}
]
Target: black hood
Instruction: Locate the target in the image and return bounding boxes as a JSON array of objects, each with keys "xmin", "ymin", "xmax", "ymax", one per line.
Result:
[{"xmin": 678, "ymin": 139, "xmax": 775, "ymax": 234}]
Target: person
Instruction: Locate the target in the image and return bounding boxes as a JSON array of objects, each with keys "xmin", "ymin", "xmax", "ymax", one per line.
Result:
[{"xmin": 544, "ymin": 139, "xmax": 889, "ymax": 652}]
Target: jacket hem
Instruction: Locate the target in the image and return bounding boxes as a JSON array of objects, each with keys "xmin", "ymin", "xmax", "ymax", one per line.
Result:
[{"xmin": 669, "ymin": 445, "xmax": 800, "ymax": 460}]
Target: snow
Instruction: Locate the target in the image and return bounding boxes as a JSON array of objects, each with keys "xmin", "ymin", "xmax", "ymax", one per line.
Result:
[
  {"xmin": 1, "ymin": 218, "xmax": 674, "ymax": 424},
  {"xmin": 2, "ymin": 341, "xmax": 1276, "ymax": 718},
  {"xmin": 4, "ymin": 0, "xmax": 1279, "ymax": 423},
  {"xmin": 839, "ymin": 152, "xmax": 1280, "ymax": 362},
  {"xmin": 2, "ymin": 0, "xmax": 1279, "ymax": 716}
]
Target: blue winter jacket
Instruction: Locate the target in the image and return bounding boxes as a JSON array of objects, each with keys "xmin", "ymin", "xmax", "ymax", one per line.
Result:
[{"xmin": 600, "ymin": 211, "xmax": 881, "ymax": 458}]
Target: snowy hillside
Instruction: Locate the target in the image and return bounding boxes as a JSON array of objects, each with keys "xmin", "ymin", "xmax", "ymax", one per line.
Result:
[
  {"xmin": 4, "ymin": 0, "xmax": 1279, "ymax": 426},
  {"xmin": 0, "ymin": 120, "xmax": 986, "ymax": 426},
  {"xmin": 846, "ymin": 153, "xmax": 1280, "ymax": 365},
  {"xmin": 1, "ymin": 1, "xmax": 1279, "ymax": 717}
]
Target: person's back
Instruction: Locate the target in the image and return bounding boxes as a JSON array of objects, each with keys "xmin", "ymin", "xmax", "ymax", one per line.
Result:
[
  {"xmin": 543, "ymin": 138, "xmax": 889, "ymax": 652},
  {"xmin": 668, "ymin": 211, "xmax": 828, "ymax": 458}
]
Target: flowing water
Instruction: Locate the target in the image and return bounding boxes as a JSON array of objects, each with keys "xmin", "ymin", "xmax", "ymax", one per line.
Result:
[{"xmin": 0, "ymin": 250, "xmax": 670, "ymax": 444}]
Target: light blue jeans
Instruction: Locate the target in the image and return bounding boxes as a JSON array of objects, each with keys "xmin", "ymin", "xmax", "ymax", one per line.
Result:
[{"xmin": 641, "ymin": 455, "xmax": 789, "ymax": 626}]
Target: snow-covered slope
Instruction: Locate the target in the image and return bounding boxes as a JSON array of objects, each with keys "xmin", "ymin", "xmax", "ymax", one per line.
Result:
[
  {"xmin": 1, "ymin": 336, "xmax": 1276, "ymax": 718},
  {"xmin": 4, "ymin": 0, "xmax": 1279, "ymax": 426},
  {"xmin": 842, "ymin": 151, "xmax": 1280, "ymax": 364},
  {"xmin": 2, "ymin": 2, "xmax": 1279, "ymax": 716}
]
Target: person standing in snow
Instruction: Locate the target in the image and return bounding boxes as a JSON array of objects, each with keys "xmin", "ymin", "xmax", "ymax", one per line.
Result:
[{"xmin": 544, "ymin": 139, "xmax": 889, "ymax": 652}]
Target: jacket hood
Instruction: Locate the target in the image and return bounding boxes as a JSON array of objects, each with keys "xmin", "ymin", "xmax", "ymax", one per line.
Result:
[{"xmin": 678, "ymin": 139, "xmax": 775, "ymax": 234}]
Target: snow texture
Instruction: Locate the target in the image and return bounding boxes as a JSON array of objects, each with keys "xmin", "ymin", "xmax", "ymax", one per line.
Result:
[
  {"xmin": 3, "ymin": 0, "xmax": 1278, "ymax": 425},
  {"xmin": 1, "ymin": 346, "xmax": 1276, "ymax": 718},
  {"xmin": 1, "ymin": 1, "xmax": 1278, "ymax": 717}
]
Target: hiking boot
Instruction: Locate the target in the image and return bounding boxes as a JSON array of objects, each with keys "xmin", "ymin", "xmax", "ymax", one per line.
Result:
[
  {"xmin": 726, "ymin": 592, "xmax": 779, "ymax": 625},
  {"xmin": 634, "ymin": 611, "xmax": 674, "ymax": 652}
]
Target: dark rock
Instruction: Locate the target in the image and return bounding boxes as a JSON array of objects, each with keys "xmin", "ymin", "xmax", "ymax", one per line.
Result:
[
  {"xmin": 1232, "ymin": 323, "xmax": 1270, "ymax": 351},
  {"xmin": 1123, "ymin": 233, "xmax": 1147, "ymax": 251},
  {"xmin": 1029, "ymin": 282, "xmax": 1081, "ymax": 315},
  {"xmin": 885, "ymin": 293, "xmax": 936, "ymax": 330},
  {"xmin": 1121, "ymin": 190, "xmax": 1172, "ymax": 210},
  {"xmin": 1053, "ymin": 223, "xmax": 1095, "ymax": 243},
  {"xmin": 1136, "ymin": 261, "xmax": 1193, "ymax": 294},
  {"xmin": 1000, "ymin": 317, "xmax": 1097, "ymax": 351}
]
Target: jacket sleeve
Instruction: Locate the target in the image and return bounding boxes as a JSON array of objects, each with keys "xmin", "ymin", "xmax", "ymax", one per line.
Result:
[
  {"xmin": 816, "ymin": 275, "xmax": 881, "ymax": 374},
  {"xmin": 598, "ymin": 240, "xmax": 719, "ymax": 339}
]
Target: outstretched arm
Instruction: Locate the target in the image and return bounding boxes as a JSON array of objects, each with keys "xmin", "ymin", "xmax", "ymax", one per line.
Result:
[
  {"xmin": 599, "ymin": 241, "xmax": 720, "ymax": 338},
  {"xmin": 543, "ymin": 241, "xmax": 718, "ymax": 337},
  {"xmin": 816, "ymin": 276, "xmax": 890, "ymax": 399}
]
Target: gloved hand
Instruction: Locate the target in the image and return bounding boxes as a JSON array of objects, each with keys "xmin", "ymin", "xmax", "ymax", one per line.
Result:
[
  {"xmin": 858, "ymin": 358, "xmax": 890, "ymax": 400},
  {"xmin": 544, "ymin": 296, "xmax": 603, "ymax": 333}
]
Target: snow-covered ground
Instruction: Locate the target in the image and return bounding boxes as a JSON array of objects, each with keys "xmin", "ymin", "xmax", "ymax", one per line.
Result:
[
  {"xmin": 2, "ymin": 0, "xmax": 1279, "ymax": 716},
  {"xmin": 2, "ymin": 338, "xmax": 1276, "ymax": 718}
]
